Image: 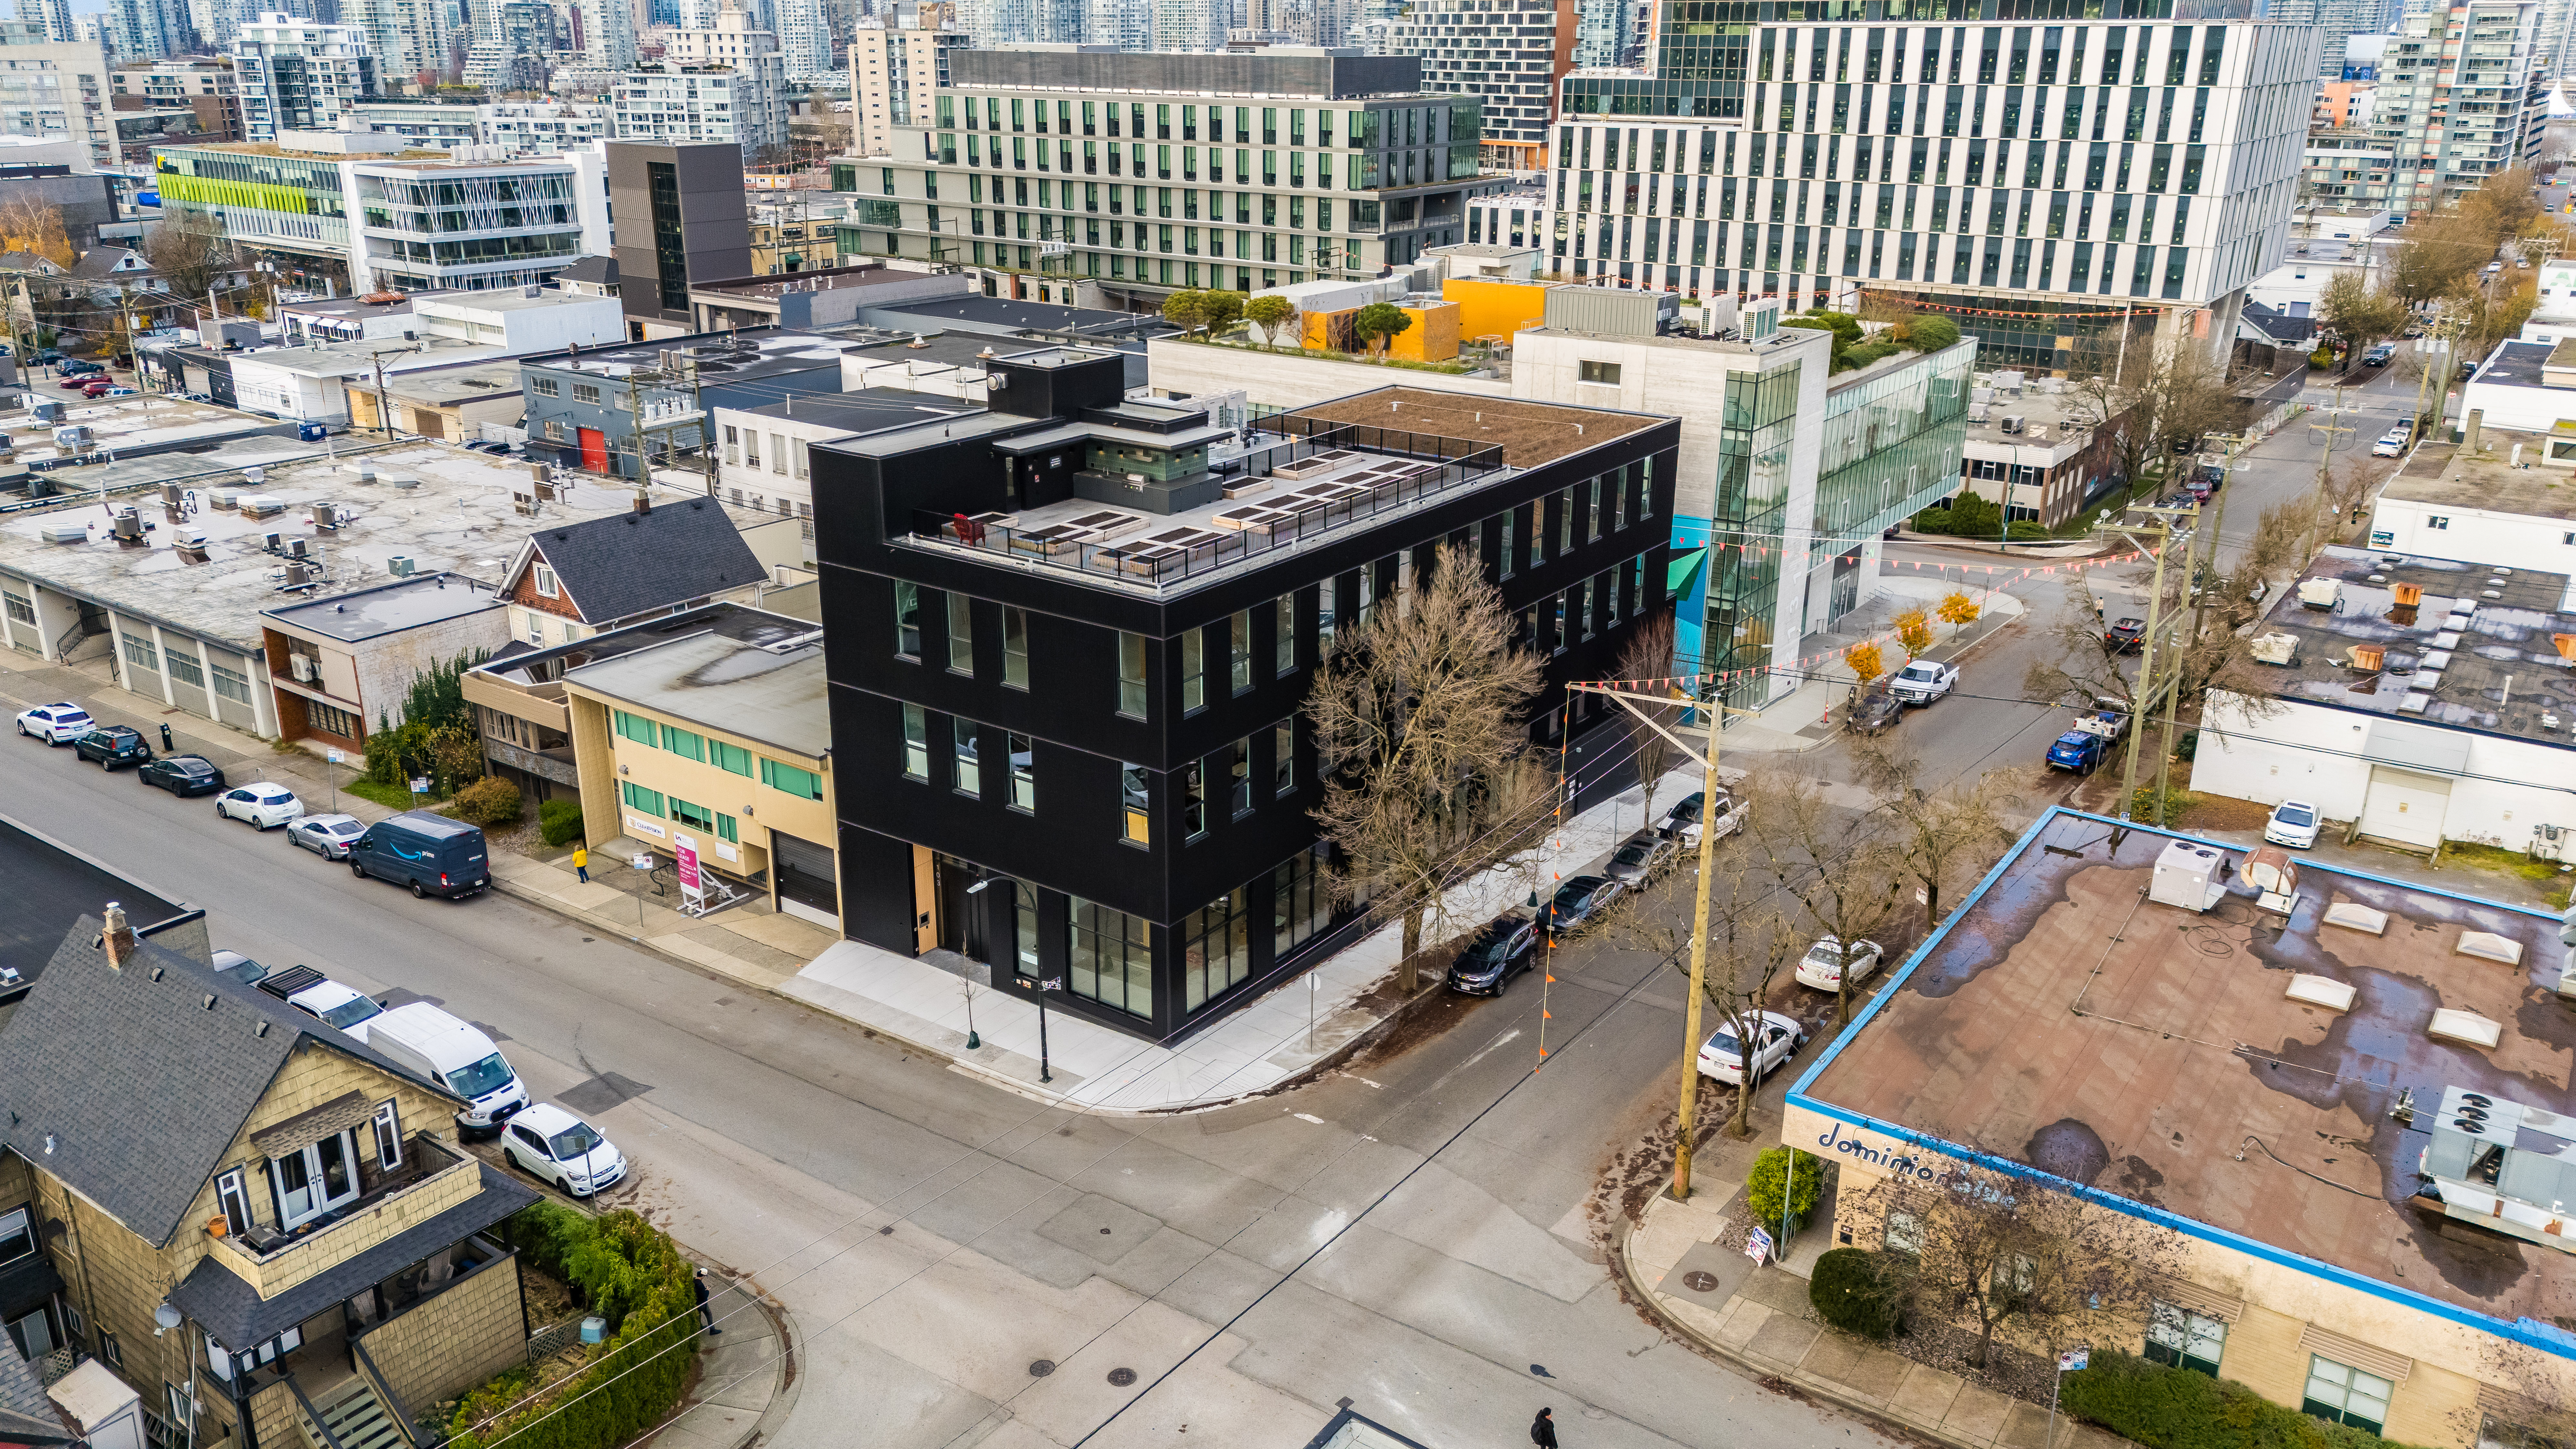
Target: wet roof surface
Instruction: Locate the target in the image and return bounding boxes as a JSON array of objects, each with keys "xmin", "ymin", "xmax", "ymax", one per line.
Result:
[
  {"xmin": 265, "ymin": 573, "xmax": 499, "ymax": 640},
  {"xmin": 563, "ymin": 624, "xmax": 826, "ymax": 759},
  {"xmin": 1802, "ymin": 811, "xmax": 2575, "ymax": 1327},
  {"xmin": 2243, "ymin": 544, "xmax": 2576, "ymax": 748}
]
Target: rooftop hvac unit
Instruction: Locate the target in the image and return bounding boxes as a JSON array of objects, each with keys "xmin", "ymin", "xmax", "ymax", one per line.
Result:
[
  {"xmin": 312, "ymin": 501, "xmax": 339, "ymax": 529},
  {"xmin": 2251, "ymin": 632, "xmax": 2301, "ymax": 666},
  {"xmin": 290, "ymin": 653, "xmax": 315, "ymax": 683},
  {"xmin": 356, "ymin": 465, "xmax": 378, "ymax": 484},
  {"xmin": 2148, "ymin": 838, "xmax": 2229, "ymax": 913},
  {"xmin": 1995, "ymin": 369, "xmax": 2027, "ymax": 393},
  {"xmin": 208, "ymin": 487, "xmax": 240, "ymax": 509},
  {"xmin": 282, "ymin": 561, "xmax": 313, "ymax": 589},
  {"xmin": 1999, "ymin": 415, "xmax": 2026, "ymax": 434},
  {"xmin": 174, "ymin": 526, "xmax": 208, "ymax": 552},
  {"xmin": 160, "ymin": 482, "xmax": 184, "ymax": 507},
  {"xmin": 287, "ymin": 538, "xmax": 308, "ymax": 558},
  {"xmin": 2297, "ymin": 577, "xmax": 2341, "ymax": 611},
  {"xmin": 388, "ymin": 555, "xmax": 415, "ymax": 577},
  {"xmin": 244, "ymin": 466, "xmax": 264, "ymax": 485},
  {"xmin": 239, "ymin": 494, "xmax": 285, "ymax": 517},
  {"xmin": 1968, "ymin": 404, "xmax": 1990, "ymax": 423},
  {"xmin": 110, "ymin": 509, "xmax": 142, "ymax": 541},
  {"xmin": 262, "ymin": 531, "xmax": 282, "ymax": 551},
  {"xmin": 39, "ymin": 522, "xmax": 88, "ymax": 544}
]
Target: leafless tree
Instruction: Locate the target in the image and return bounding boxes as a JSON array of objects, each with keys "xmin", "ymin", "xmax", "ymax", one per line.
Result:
[
  {"xmin": 2472, "ymin": 1342, "xmax": 2576, "ymax": 1449},
  {"xmin": 1849, "ymin": 1158, "xmax": 2180, "ymax": 1369},
  {"xmin": 1609, "ymin": 857, "xmax": 1801, "ymax": 1141},
  {"xmin": 0, "ymin": 194, "xmax": 73, "ymax": 268},
  {"xmin": 1855, "ymin": 742, "xmax": 2021, "ymax": 934},
  {"xmin": 2064, "ymin": 332, "xmax": 2235, "ymax": 503},
  {"xmin": 1742, "ymin": 767, "xmax": 1909, "ymax": 1025},
  {"xmin": 141, "ymin": 210, "xmax": 233, "ymax": 308},
  {"xmin": 2024, "ymin": 575, "xmax": 2157, "ymax": 725},
  {"xmin": 1309, "ymin": 541, "xmax": 1548, "ymax": 988},
  {"xmin": 1613, "ymin": 610, "xmax": 1679, "ymax": 823}
]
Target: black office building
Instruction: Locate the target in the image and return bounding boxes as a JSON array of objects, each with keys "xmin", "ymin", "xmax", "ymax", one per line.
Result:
[
  {"xmin": 604, "ymin": 140, "xmax": 754, "ymax": 339},
  {"xmin": 811, "ymin": 347, "xmax": 1677, "ymax": 1042}
]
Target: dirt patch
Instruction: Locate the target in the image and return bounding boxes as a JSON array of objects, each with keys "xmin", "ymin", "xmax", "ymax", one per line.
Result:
[
  {"xmin": 1341, "ymin": 985, "xmax": 1484, "ymax": 1073},
  {"xmin": 1876, "ymin": 1316, "xmax": 2060, "ymax": 1407},
  {"xmin": 520, "ymin": 1261, "xmax": 578, "ymax": 1326},
  {"xmin": 2177, "ymin": 794, "xmax": 2268, "ymax": 833}
]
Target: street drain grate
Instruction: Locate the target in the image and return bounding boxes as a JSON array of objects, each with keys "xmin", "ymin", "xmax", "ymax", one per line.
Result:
[
  {"xmin": 1107, "ymin": 1368, "xmax": 1137, "ymax": 1387},
  {"xmin": 1028, "ymin": 1360, "xmax": 1055, "ymax": 1377}
]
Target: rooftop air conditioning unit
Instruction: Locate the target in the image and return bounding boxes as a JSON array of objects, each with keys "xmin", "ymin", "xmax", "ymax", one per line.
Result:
[
  {"xmin": 2149, "ymin": 839, "xmax": 2229, "ymax": 913},
  {"xmin": 388, "ymin": 555, "xmax": 415, "ymax": 577}
]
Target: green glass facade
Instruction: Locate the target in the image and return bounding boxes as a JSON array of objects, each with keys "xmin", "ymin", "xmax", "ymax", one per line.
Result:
[
  {"xmin": 1704, "ymin": 357, "xmax": 1799, "ymax": 705},
  {"xmin": 1813, "ymin": 335, "xmax": 1974, "ymax": 540}
]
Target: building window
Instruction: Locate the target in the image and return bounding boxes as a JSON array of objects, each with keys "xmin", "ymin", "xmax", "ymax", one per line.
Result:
[
  {"xmin": 121, "ymin": 631, "xmax": 158, "ymax": 673},
  {"xmin": 661, "ymin": 724, "xmax": 705, "ymax": 763},
  {"xmin": 1273, "ymin": 843, "xmax": 1331, "ymax": 954},
  {"xmin": 1181, "ymin": 886, "xmax": 1251, "ymax": 1011},
  {"xmin": 2145, "ymin": 1302, "xmax": 2225, "ymax": 1378},
  {"xmin": 1230, "ymin": 609, "xmax": 1252, "ymax": 693},
  {"xmin": 952, "ymin": 718, "xmax": 980, "ymax": 796},
  {"xmin": 1121, "ymin": 763, "xmax": 1150, "ymax": 845},
  {"xmin": 1226, "ymin": 736, "xmax": 1252, "ymax": 816},
  {"xmin": 1274, "ymin": 721, "xmax": 1294, "ymax": 795},
  {"xmin": 1558, "ymin": 486, "xmax": 1575, "ymax": 554},
  {"xmin": 713, "ymin": 740, "xmax": 754, "ymax": 777},
  {"xmin": 2427, "ymin": 515, "xmax": 2449, "ymax": 530},
  {"xmin": 2304, "ymin": 1357, "xmax": 2393, "ymax": 1435},
  {"xmin": 894, "ymin": 581, "xmax": 920, "ymax": 659},
  {"xmin": 902, "ymin": 704, "xmax": 928, "ymax": 780},
  {"xmin": 1118, "ymin": 631, "xmax": 1148, "ymax": 717},
  {"xmin": 1181, "ymin": 627, "xmax": 1205, "ymax": 713},
  {"xmin": 1002, "ymin": 605, "xmax": 1029, "ymax": 689},
  {"xmin": 1068, "ymin": 898, "xmax": 1151, "ymax": 1018},
  {"xmin": 1586, "ymin": 478, "xmax": 1603, "ymax": 542},
  {"xmin": 1183, "ymin": 758, "xmax": 1206, "ymax": 839},
  {"xmin": 307, "ymin": 700, "xmax": 360, "ymax": 740},
  {"xmin": 947, "ymin": 592, "xmax": 974, "ymax": 673},
  {"xmin": 623, "ymin": 781, "xmax": 665, "ymax": 816},
  {"xmin": 0, "ymin": 1207, "xmax": 32, "ymax": 1265},
  {"xmin": 533, "ymin": 564, "xmax": 559, "ymax": 598},
  {"xmin": 164, "ymin": 647, "xmax": 204, "ymax": 689},
  {"xmin": 369, "ymin": 1101, "xmax": 402, "ymax": 1171},
  {"xmin": 532, "ymin": 377, "xmax": 559, "ymax": 397},
  {"xmin": 1578, "ymin": 359, "xmax": 1621, "ymax": 384},
  {"xmin": 1275, "ymin": 594, "xmax": 1295, "ymax": 675},
  {"xmin": 760, "ymin": 758, "xmax": 823, "ymax": 800},
  {"xmin": 1008, "ymin": 732, "xmax": 1035, "ymax": 812},
  {"xmin": 269, "ymin": 1129, "xmax": 362, "ymax": 1228},
  {"xmin": 1882, "ymin": 1208, "xmax": 1921, "ymax": 1255},
  {"xmin": 614, "ymin": 710, "xmax": 659, "ymax": 747},
  {"xmin": 571, "ymin": 383, "xmax": 600, "ymax": 404},
  {"xmin": 1316, "ymin": 583, "xmax": 1337, "ymax": 656},
  {"xmin": 2, "ymin": 591, "xmax": 32, "ymax": 627}
]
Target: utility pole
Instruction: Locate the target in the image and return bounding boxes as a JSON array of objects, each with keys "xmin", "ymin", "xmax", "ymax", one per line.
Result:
[
  {"xmin": 1670, "ymin": 691, "xmax": 1724, "ymax": 1203},
  {"xmin": 2104, "ymin": 504, "xmax": 2188, "ymax": 820},
  {"xmin": 2151, "ymin": 498, "xmax": 2206, "ymax": 825},
  {"xmin": 372, "ymin": 351, "xmax": 394, "ymax": 440},
  {"xmin": 2301, "ymin": 386, "xmax": 2359, "ymax": 565}
]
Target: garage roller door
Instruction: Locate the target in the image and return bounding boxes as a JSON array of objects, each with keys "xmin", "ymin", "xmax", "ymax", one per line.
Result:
[
  {"xmin": 769, "ymin": 830, "xmax": 838, "ymax": 927},
  {"xmin": 2360, "ymin": 766, "xmax": 2451, "ymax": 849}
]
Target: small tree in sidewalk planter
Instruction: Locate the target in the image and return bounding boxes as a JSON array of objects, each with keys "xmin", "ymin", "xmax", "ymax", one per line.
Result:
[{"xmin": 1745, "ymin": 1146, "xmax": 1822, "ymax": 1235}]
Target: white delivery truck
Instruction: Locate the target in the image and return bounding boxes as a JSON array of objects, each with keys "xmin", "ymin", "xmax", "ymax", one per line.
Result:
[{"xmin": 365, "ymin": 1003, "xmax": 529, "ymax": 1140}]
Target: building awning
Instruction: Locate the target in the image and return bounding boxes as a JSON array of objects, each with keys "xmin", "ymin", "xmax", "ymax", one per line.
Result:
[
  {"xmin": 1666, "ymin": 548, "xmax": 1707, "ymax": 599},
  {"xmin": 2363, "ymin": 719, "xmax": 2471, "ymax": 776},
  {"xmin": 0, "ymin": 1250, "xmax": 66, "ymax": 1321}
]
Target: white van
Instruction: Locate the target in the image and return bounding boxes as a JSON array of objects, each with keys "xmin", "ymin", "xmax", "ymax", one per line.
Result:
[{"xmin": 365, "ymin": 1003, "xmax": 528, "ymax": 1139}]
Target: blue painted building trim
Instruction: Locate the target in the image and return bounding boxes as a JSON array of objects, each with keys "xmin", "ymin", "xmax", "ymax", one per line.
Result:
[
  {"xmin": 1784, "ymin": 805, "xmax": 2576, "ymax": 1365},
  {"xmin": 1667, "ymin": 514, "xmax": 1712, "ymax": 668}
]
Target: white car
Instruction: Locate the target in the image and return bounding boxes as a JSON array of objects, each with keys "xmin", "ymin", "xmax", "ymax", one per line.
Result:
[
  {"xmin": 284, "ymin": 979, "xmax": 384, "ymax": 1038},
  {"xmin": 2372, "ymin": 427, "xmax": 2409, "ymax": 458},
  {"xmin": 502, "ymin": 1103, "xmax": 628, "ymax": 1198},
  {"xmin": 2265, "ymin": 799, "xmax": 2322, "ymax": 849},
  {"xmin": 1696, "ymin": 1010, "xmax": 1810, "ymax": 1085},
  {"xmin": 1659, "ymin": 789, "xmax": 1746, "ymax": 848},
  {"xmin": 1890, "ymin": 659, "xmax": 1959, "ymax": 704},
  {"xmin": 16, "ymin": 703, "xmax": 93, "ymax": 744},
  {"xmin": 288, "ymin": 813, "xmax": 367, "ymax": 859},
  {"xmin": 216, "ymin": 782, "xmax": 304, "ymax": 830},
  {"xmin": 1795, "ymin": 937, "xmax": 1885, "ymax": 993}
]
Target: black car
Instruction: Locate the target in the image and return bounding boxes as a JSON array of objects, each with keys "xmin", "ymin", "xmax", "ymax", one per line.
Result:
[
  {"xmin": 1847, "ymin": 686, "xmax": 1904, "ymax": 735},
  {"xmin": 139, "ymin": 753, "xmax": 226, "ymax": 795},
  {"xmin": 71, "ymin": 725, "xmax": 152, "ymax": 769},
  {"xmin": 1542, "ymin": 875, "xmax": 1622, "ymax": 944},
  {"xmin": 1446, "ymin": 913, "xmax": 1538, "ymax": 995},
  {"xmin": 2104, "ymin": 617, "xmax": 2146, "ymax": 653}
]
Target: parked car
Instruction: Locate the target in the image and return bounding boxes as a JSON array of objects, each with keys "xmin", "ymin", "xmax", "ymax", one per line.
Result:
[
  {"xmin": 1795, "ymin": 937, "xmax": 1885, "ymax": 993},
  {"xmin": 180, "ymin": 391, "xmax": 212, "ymax": 403},
  {"xmin": 215, "ymin": 782, "xmax": 305, "ymax": 829},
  {"xmin": 2372, "ymin": 426, "xmax": 2410, "ymax": 458},
  {"xmin": 1696, "ymin": 1010, "xmax": 1810, "ymax": 1085},
  {"xmin": 2361, "ymin": 343, "xmax": 2395, "ymax": 366},
  {"xmin": 138, "ymin": 753, "xmax": 225, "ymax": 795},
  {"xmin": 346, "ymin": 809, "xmax": 491, "ymax": 899},
  {"xmin": 1890, "ymin": 659, "xmax": 1959, "ymax": 704},
  {"xmin": 56, "ymin": 378, "xmax": 92, "ymax": 391},
  {"xmin": 288, "ymin": 812, "xmax": 367, "ymax": 859},
  {"xmin": 16, "ymin": 703, "xmax": 93, "ymax": 744},
  {"xmin": 1847, "ymin": 686, "xmax": 1904, "ymax": 736},
  {"xmin": 1657, "ymin": 789, "xmax": 1745, "ymax": 846},
  {"xmin": 501, "ymin": 1103, "xmax": 627, "ymax": 1197},
  {"xmin": 71, "ymin": 724, "xmax": 152, "ymax": 769},
  {"xmin": 1603, "ymin": 829, "xmax": 1677, "ymax": 885},
  {"xmin": 96, "ymin": 387, "xmax": 136, "ymax": 398},
  {"xmin": 79, "ymin": 382, "xmax": 116, "ymax": 398},
  {"xmin": 2103, "ymin": 617, "xmax": 2146, "ymax": 653},
  {"xmin": 1540, "ymin": 874, "xmax": 1622, "ymax": 944},
  {"xmin": 57, "ymin": 360, "xmax": 100, "ymax": 376},
  {"xmin": 2046, "ymin": 708, "xmax": 2130, "ymax": 773},
  {"xmin": 2265, "ymin": 799, "xmax": 2323, "ymax": 849},
  {"xmin": 254, "ymin": 965, "xmax": 385, "ymax": 1037},
  {"xmin": 1446, "ymin": 912, "xmax": 1539, "ymax": 995},
  {"xmin": 210, "ymin": 950, "xmax": 269, "ymax": 986},
  {"xmin": 368, "ymin": 1002, "xmax": 527, "ymax": 1138}
]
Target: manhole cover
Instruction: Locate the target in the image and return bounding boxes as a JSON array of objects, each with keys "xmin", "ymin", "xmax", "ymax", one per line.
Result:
[
  {"xmin": 1107, "ymin": 1368, "xmax": 1137, "ymax": 1387},
  {"xmin": 1028, "ymin": 1360, "xmax": 1056, "ymax": 1378},
  {"xmin": 1682, "ymin": 1270, "xmax": 1721, "ymax": 1293}
]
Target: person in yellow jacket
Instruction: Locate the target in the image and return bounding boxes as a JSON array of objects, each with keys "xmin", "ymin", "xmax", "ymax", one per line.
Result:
[{"xmin": 573, "ymin": 845, "xmax": 589, "ymax": 884}]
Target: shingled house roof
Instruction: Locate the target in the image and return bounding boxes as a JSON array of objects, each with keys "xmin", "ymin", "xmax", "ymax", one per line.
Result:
[
  {"xmin": 0, "ymin": 1342, "xmax": 72, "ymax": 1446},
  {"xmin": 502, "ymin": 496, "xmax": 763, "ymax": 626},
  {"xmin": 0, "ymin": 919, "xmax": 456, "ymax": 1249}
]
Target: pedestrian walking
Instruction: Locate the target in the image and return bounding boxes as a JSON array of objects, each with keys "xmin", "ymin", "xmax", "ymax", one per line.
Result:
[
  {"xmin": 1531, "ymin": 1409, "xmax": 1557, "ymax": 1449},
  {"xmin": 158, "ymin": 723, "xmax": 172, "ymax": 751},
  {"xmin": 693, "ymin": 1267, "xmax": 722, "ymax": 1333},
  {"xmin": 572, "ymin": 845, "xmax": 589, "ymax": 884}
]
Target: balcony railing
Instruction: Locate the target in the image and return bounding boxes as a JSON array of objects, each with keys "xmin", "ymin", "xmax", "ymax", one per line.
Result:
[
  {"xmin": 209, "ymin": 1134, "xmax": 482, "ymax": 1297},
  {"xmin": 901, "ymin": 421, "xmax": 1505, "ymax": 592}
]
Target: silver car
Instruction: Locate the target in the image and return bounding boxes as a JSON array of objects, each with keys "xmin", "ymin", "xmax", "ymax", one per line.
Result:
[
  {"xmin": 1603, "ymin": 829, "xmax": 1677, "ymax": 884},
  {"xmin": 288, "ymin": 812, "xmax": 366, "ymax": 859}
]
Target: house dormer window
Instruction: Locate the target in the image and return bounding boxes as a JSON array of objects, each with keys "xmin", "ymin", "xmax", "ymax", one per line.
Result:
[{"xmin": 534, "ymin": 564, "xmax": 559, "ymax": 598}]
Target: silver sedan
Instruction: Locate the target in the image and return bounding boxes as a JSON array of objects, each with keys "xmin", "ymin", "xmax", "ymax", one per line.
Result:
[{"xmin": 288, "ymin": 812, "xmax": 366, "ymax": 859}]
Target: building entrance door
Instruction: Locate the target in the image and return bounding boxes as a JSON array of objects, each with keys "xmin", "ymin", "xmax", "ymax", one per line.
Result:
[
  {"xmin": 934, "ymin": 853, "xmax": 989, "ymax": 962},
  {"xmin": 578, "ymin": 427, "xmax": 607, "ymax": 472}
]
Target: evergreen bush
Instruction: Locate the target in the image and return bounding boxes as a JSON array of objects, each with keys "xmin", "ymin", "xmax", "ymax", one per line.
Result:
[
  {"xmin": 2061, "ymin": 1349, "xmax": 2430, "ymax": 1449},
  {"xmin": 539, "ymin": 798, "xmax": 585, "ymax": 848},
  {"xmin": 451, "ymin": 777, "xmax": 523, "ymax": 827},
  {"xmin": 1745, "ymin": 1147, "xmax": 1822, "ymax": 1232},
  {"xmin": 1807, "ymin": 1248, "xmax": 1898, "ymax": 1339}
]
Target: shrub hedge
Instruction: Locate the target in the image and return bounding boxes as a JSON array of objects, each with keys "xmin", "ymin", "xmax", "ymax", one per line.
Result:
[
  {"xmin": 1808, "ymin": 1248, "xmax": 1898, "ymax": 1339},
  {"xmin": 451, "ymin": 777, "xmax": 524, "ymax": 828},
  {"xmin": 445, "ymin": 1204, "xmax": 699, "ymax": 1449},
  {"xmin": 1745, "ymin": 1147, "xmax": 1822, "ymax": 1232},
  {"xmin": 538, "ymin": 799, "xmax": 585, "ymax": 848},
  {"xmin": 2062, "ymin": 1349, "xmax": 2429, "ymax": 1449}
]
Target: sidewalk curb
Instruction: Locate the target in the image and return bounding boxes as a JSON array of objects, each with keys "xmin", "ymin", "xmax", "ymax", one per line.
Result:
[{"xmin": 1609, "ymin": 1215, "xmax": 1993, "ymax": 1449}]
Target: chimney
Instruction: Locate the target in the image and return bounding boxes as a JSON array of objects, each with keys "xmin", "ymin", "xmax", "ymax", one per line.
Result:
[
  {"xmin": 2465, "ymin": 408, "xmax": 2484, "ymax": 453},
  {"xmin": 102, "ymin": 902, "xmax": 135, "ymax": 969},
  {"xmin": 633, "ymin": 486, "xmax": 651, "ymax": 516}
]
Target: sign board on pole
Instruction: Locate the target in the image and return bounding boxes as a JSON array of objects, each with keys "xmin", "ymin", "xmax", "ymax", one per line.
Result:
[
  {"xmin": 2058, "ymin": 1348, "xmax": 2089, "ymax": 1373},
  {"xmin": 1744, "ymin": 1225, "xmax": 1774, "ymax": 1263},
  {"xmin": 325, "ymin": 748, "xmax": 343, "ymax": 765},
  {"xmin": 409, "ymin": 777, "xmax": 430, "ymax": 795},
  {"xmin": 673, "ymin": 833, "xmax": 703, "ymax": 910}
]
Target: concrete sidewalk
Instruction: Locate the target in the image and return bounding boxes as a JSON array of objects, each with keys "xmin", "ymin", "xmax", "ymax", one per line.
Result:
[
  {"xmin": 1725, "ymin": 574, "xmax": 2032, "ymax": 754},
  {"xmin": 652, "ymin": 1272, "xmax": 796, "ymax": 1449},
  {"xmin": 1621, "ymin": 1192, "xmax": 2124, "ymax": 1449}
]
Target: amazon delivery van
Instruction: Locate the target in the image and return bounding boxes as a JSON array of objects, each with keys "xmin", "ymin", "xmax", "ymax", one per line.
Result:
[{"xmin": 347, "ymin": 811, "xmax": 490, "ymax": 899}]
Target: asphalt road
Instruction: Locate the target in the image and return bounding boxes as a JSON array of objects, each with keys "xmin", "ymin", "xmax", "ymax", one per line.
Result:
[{"xmin": 0, "ymin": 654, "xmax": 1903, "ymax": 1449}]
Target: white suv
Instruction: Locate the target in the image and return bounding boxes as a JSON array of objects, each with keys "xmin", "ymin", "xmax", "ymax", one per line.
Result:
[
  {"xmin": 216, "ymin": 783, "xmax": 305, "ymax": 830},
  {"xmin": 503, "ymin": 1104, "xmax": 628, "ymax": 1198},
  {"xmin": 16, "ymin": 703, "xmax": 93, "ymax": 744}
]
